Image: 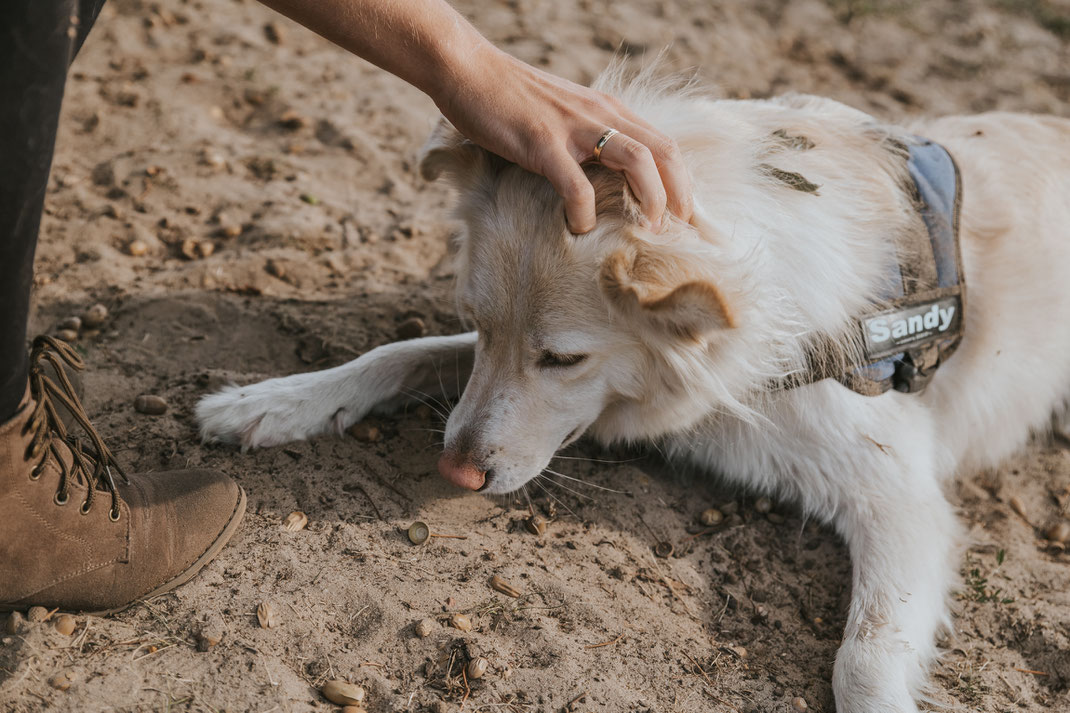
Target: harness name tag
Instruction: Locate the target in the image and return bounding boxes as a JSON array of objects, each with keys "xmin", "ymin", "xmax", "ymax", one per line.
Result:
[{"xmin": 861, "ymin": 295, "xmax": 962, "ymax": 360}]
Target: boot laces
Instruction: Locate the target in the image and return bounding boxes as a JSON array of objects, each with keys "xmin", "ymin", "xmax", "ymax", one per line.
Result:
[{"xmin": 22, "ymin": 336, "xmax": 127, "ymax": 520}]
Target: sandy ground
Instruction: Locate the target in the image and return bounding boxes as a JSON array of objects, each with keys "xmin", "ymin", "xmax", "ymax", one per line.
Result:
[{"xmin": 2, "ymin": 0, "xmax": 1070, "ymax": 711}]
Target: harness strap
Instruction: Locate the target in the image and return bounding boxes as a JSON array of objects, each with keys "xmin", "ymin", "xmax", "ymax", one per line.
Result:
[{"xmin": 780, "ymin": 136, "xmax": 966, "ymax": 397}]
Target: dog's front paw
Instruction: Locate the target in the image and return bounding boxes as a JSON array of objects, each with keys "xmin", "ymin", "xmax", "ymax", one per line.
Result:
[
  {"xmin": 196, "ymin": 377, "xmax": 352, "ymax": 450},
  {"xmin": 832, "ymin": 639, "xmax": 924, "ymax": 713}
]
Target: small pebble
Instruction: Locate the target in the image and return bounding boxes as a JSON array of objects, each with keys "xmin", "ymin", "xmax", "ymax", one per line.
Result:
[
  {"xmin": 282, "ymin": 511, "xmax": 308, "ymax": 532},
  {"xmin": 26, "ymin": 606, "xmax": 49, "ymax": 623},
  {"xmin": 340, "ymin": 708, "xmax": 368, "ymax": 713},
  {"xmin": 449, "ymin": 613, "xmax": 473, "ymax": 632},
  {"xmin": 196, "ymin": 620, "xmax": 223, "ymax": 651},
  {"xmin": 396, "ymin": 317, "xmax": 426, "ymax": 340},
  {"xmin": 321, "ymin": 680, "xmax": 365, "ymax": 706},
  {"xmin": 263, "ymin": 21, "xmax": 285, "ymax": 44},
  {"xmin": 266, "ymin": 258, "xmax": 286, "ymax": 279},
  {"xmin": 5, "ymin": 612, "xmax": 25, "ymax": 635},
  {"xmin": 349, "ymin": 421, "xmax": 381, "ymax": 443},
  {"xmin": 58, "ymin": 316, "xmax": 82, "ymax": 332},
  {"xmin": 49, "ymin": 671, "xmax": 74, "ymax": 691},
  {"xmin": 699, "ymin": 508, "xmax": 723, "ymax": 527},
  {"xmin": 197, "ymin": 240, "xmax": 216, "ymax": 258},
  {"xmin": 56, "ymin": 329, "xmax": 79, "ymax": 343},
  {"xmin": 792, "ymin": 696, "xmax": 808, "ymax": 711},
  {"xmin": 221, "ymin": 224, "xmax": 242, "ymax": 238},
  {"xmin": 754, "ymin": 497, "xmax": 772, "ymax": 514},
  {"xmin": 415, "ymin": 617, "xmax": 435, "ymax": 638},
  {"xmin": 127, "ymin": 239, "xmax": 149, "ymax": 257},
  {"xmin": 53, "ymin": 614, "xmax": 76, "ymax": 636},
  {"xmin": 1009, "ymin": 495, "xmax": 1028, "ymax": 521},
  {"xmin": 466, "ymin": 656, "xmax": 489, "ymax": 680},
  {"xmin": 1046, "ymin": 521, "xmax": 1070, "ymax": 544},
  {"xmin": 767, "ymin": 512, "xmax": 786, "ymax": 524},
  {"xmin": 134, "ymin": 394, "xmax": 168, "ymax": 415},
  {"xmin": 82, "ymin": 303, "xmax": 108, "ymax": 328},
  {"xmin": 180, "ymin": 238, "xmax": 199, "ymax": 260},
  {"xmin": 279, "ymin": 110, "xmax": 308, "ymax": 130},
  {"xmin": 200, "ymin": 151, "xmax": 226, "ymax": 170}
]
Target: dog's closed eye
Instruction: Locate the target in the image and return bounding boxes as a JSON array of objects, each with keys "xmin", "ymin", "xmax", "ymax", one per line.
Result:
[{"xmin": 538, "ymin": 351, "xmax": 588, "ymax": 369}]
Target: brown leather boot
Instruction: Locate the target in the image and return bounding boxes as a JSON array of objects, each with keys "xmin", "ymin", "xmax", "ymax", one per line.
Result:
[{"xmin": 0, "ymin": 336, "xmax": 246, "ymax": 614}]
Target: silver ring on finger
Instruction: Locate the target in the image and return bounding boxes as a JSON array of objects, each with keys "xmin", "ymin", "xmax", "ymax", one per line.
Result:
[{"xmin": 593, "ymin": 128, "xmax": 619, "ymax": 163}]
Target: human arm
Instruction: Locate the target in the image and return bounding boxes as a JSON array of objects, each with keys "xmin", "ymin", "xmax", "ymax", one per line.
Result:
[{"xmin": 256, "ymin": 0, "xmax": 693, "ymax": 233}]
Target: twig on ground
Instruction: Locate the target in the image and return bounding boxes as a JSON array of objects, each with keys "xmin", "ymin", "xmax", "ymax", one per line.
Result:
[
  {"xmin": 1014, "ymin": 667, "xmax": 1049, "ymax": 676},
  {"xmin": 584, "ymin": 633, "xmax": 623, "ymax": 649},
  {"xmin": 685, "ymin": 652, "xmax": 713, "ymax": 685}
]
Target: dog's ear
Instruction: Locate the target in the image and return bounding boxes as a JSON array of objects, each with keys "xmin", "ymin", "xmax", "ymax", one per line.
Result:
[
  {"xmin": 419, "ymin": 118, "xmax": 483, "ymax": 182},
  {"xmin": 600, "ymin": 244, "xmax": 735, "ymax": 340},
  {"xmin": 585, "ymin": 165, "xmax": 646, "ymax": 225}
]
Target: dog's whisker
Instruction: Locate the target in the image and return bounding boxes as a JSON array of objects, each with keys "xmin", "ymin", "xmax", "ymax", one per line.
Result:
[
  {"xmin": 551, "ymin": 453, "xmax": 643, "ymax": 465},
  {"xmin": 537, "ymin": 472, "xmax": 594, "ymax": 503},
  {"xmin": 520, "ymin": 482, "xmax": 534, "ymax": 514},
  {"xmin": 399, "ymin": 386, "xmax": 450, "ymax": 421},
  {"xmin": 542, "ymin": 467, "xmax": 628, "ymax": 494},
  {"xmin": 531, "ymin": 476, "xmax": 580, "ymax": 519},
  {"xmin": 400, "ymin": 391, "xmax": 450, "ymax": 421},
  {"xmin": 454, "ymin": 349, "xmax": 462, "ymax": 412},
  {"xmin": 431, "ymin": 358, "xmax": 452, "ymax": 414}
]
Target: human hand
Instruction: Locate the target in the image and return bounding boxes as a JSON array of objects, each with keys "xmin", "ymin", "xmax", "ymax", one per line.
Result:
[{"xmin": 433, "ymin": 46, "xmax": 693, "ymax": 234}]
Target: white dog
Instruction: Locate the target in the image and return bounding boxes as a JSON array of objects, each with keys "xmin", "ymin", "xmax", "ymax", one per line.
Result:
[{"xmin": 197, "ymin": 70, "xmax": 1070, "ymax": 712}]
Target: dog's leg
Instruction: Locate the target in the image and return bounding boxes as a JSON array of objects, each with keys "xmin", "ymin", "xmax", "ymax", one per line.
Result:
[
  {"xmin": 196, "ymin": 332, "xmax": 476, "ymax": 449},
  {"xmin": 828, "ymin": 421, "xmax": 958, "ymax": 713}
]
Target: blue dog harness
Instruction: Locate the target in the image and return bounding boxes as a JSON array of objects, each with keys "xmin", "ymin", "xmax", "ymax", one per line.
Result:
[{"xmin": 780, "ymin": 136, "xmax": 966, "ymax": 396}]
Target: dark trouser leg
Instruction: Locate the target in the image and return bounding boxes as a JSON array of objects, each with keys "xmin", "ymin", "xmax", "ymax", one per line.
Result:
[{"xmin": 0, "ymin": 0, "xmax": 105, "ymax": 420}]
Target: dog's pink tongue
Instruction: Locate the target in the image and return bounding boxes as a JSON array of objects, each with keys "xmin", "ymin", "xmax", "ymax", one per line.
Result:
[{"xmin": 437, "ymin": 452, "xmax": 486, "ymax": 491}]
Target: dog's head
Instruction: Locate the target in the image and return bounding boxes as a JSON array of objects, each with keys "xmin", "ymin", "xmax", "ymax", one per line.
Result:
[{"xmin": 421, "ymin": 120, "xmax": 736, "ymax": 494}]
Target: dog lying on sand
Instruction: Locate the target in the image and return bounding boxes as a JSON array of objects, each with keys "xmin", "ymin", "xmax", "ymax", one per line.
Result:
[{"xmin": 197, "ymin": 69, "xmax": 1070, "ymax": 711}]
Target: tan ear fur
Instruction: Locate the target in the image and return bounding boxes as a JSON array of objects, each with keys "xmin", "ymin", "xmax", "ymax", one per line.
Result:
[
  {"xmin": 600, "ymin": 245, "xmax": 735, "ymax": 340},
  {"xmin": 418, "ymin": 118, "xmax": 480, "ymax": 182},
  {"xmin": 584, "ymin": 164, "xmax": 645, "ymax": 225}
]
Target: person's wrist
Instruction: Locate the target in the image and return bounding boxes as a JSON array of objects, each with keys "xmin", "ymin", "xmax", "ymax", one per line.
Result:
[{"xmin": 427, "ymin": 39, "xmax": 510, "ymax": 119}]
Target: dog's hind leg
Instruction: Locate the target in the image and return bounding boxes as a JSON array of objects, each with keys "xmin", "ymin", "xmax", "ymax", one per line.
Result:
[
  {"xmin": 196, "ymin": 332, "xmax": 477, "ymax": 449},
  {"xmin": 827, "ymin": 415, "xmax": 959, "ymax": 713}
]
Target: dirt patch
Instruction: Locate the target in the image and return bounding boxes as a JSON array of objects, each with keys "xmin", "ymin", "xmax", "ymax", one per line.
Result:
[{"xmin": 2, "ymin": 1, "xmax": 1068, "ymax": 711}]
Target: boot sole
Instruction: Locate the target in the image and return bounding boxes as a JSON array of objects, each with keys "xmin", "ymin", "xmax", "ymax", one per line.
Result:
[{"xmin": 86, "ymin": 485, "xmax": 248, "ymax": 616}]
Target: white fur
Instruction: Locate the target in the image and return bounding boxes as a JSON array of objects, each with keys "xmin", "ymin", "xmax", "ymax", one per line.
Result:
[{"xmin": 196, "ymin": 73, "xmax": 1070, "ymax": 712}]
